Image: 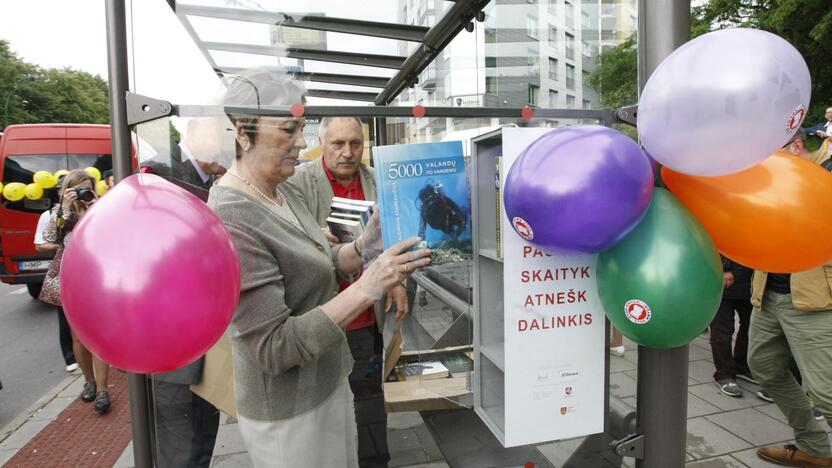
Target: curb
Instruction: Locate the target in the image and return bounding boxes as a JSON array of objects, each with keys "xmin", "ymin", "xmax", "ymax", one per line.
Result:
[{"xmin": 0, "ymin": 371, "xmax": 82, "ymax": 444}]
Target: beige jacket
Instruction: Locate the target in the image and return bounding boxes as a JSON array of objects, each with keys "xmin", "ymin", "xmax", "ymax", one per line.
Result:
[
  {"xmin": 285, "ymin": 157, "xmax": 385, "ymax": 331},
  {"xmin": 751, "ymin": 266, "xmax": 832, "ymax": 311}
]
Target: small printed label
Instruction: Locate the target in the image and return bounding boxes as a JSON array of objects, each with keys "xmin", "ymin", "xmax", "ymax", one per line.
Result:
[
  {"xmin": 512, "ymin": 216, "xmax": 534, "ymax": 240},
  {"xmin": 787, "ymin": 104, "xmax": 806, "ymax": 132},
  {"xmin": 624, "ymin": 299, "xmax": 652, "ymax": 325}
]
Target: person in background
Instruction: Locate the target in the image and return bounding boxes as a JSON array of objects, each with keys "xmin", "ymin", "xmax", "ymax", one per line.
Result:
[
  {"xmin": 149, "ymin": 117, "xmax": 231, "ymax": 468},
  {"xmin": 748, "ymin": 129, "xmax": 832, "ymax": 467},
  {"xmin": 39, "ymin": 170, "xmax": 112, "ymax": 414},
  {"xmin": 287, "ymin": 116, "xmax": 409, "ymax": 467},
  {"xmin": 208, "ymin": 68, "xmax": 431, "ymax": 467},
  {"xmin": 710, "ymin": 256, "xmax": 754, "ymax": 398},
  {"xmin": 34, "ymin": 198, "xmax": 77, "ymax": 374}
]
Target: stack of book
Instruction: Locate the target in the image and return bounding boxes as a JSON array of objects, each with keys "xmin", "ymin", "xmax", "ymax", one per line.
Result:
[{"xmin": 326, "ymin": 196, "xmax": 374, "ymax": 243}]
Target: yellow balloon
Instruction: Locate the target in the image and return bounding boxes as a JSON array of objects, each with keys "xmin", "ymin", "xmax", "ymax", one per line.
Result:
[
  {"xmin": 3, "ymin": 182, "xmax": 26, "ymax": 201},
  {"xmin": 33, "ymin": 170, "xmax": 57, "ymax": 189},
  {"xmin": 85, "ymin": 167, "xmax": 101, "ymax": 182},
  {"xmin": 96, "ymin": 180, "xmax": 109, "ymax": 197},
  {"xmin": 0, "ymin": 182, "xmax": 4, "ymax": 194},
  {"xmin": 54, "ymin": 169, "xmax": 69, "ymax": 179},
  {"xmin": 24, "ymin": 183, "xmax": 44, "ymax": 200}
]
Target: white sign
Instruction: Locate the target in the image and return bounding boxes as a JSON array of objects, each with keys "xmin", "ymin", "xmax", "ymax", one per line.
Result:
[{"xmin": 501, "ymin": 128, "xmax": 605, "ymax": 447}]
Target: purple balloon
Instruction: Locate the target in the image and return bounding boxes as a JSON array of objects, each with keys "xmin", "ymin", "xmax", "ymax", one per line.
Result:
[{"xmin": 504, "ymin": 125, "xmax": 654, "ymax": 254}]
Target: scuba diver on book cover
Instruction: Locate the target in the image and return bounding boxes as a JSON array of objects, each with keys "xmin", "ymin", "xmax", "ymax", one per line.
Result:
[{"xmin": 415, "ymin": 178, "xmax": 469, "ymax": 248}]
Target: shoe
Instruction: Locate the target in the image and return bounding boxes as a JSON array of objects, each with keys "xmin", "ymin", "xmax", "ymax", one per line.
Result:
[
  {"xmin": 94, "ymin": 391, "xmax": 111, "ymax": 414},
  {"xmin": 609, "ymin": 346, "xmax": 626, "ymax": 357},
  {"xmin": 65, "ymin": 363, "xmax": 79, "ymax": 373},
  {"xmin": 80, "ymin": 381, "xmax": 97, "ymax": 402},
  {"xmin": 757, "ymin": 388, "xmax": 774, "ymax": 403},
  {"xmin": 813, "ymin": 408, "xmax": 825, "ymax": 421},
  {"xmin": 716, "ymin": 379, "xmax": 743, "ymax": 398},
  {"xmin": 757, "ymin": 444, "xmax": 832, "ymax": 467},
  {"xmin": 736, "ymin": 372, "xmax": 758, "ymax": 385}
]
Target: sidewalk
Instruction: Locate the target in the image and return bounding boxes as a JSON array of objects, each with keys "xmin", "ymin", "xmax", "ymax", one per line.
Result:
[{"xmin": 2, "ymin": 334, "xmax": 829, "ymax": 467}]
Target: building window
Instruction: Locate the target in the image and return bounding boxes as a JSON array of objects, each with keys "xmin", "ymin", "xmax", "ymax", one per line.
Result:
[
  {"xmin": 582, "ymin": 40, "xmax": 592, "ymax": 58},
  {"xmin": 582, "ymin": 11, "xmax": 590, "ymax": 30},
  {"xmin": 566, "ymin": 63, "xmax": 575, "ymax": 90},
  {"xmin": 582, "ymin": 70, "xmax": 590, "ymax": 86},
  {"xmin": 583, "ymin": 99, "xmax": 591, "ymax": 109},
  {"xmin": 527, "ymin": 54, "xmax": 539, "ymax": 68},
  {"xmin": 565, "ymin": 1, "xmax": 575, "ymax": 29},
  {"xmin": 486, "ymin": 56, "xmax": 497, "ymax": 68},
  {"xmin": 486, "ymin": 76, "xmax": 497, "ymax": 94},
  {"xmin": 529, "ymin": 84, "xmax": 539, "ymax": 106},
  {"xmin": 548, "ymin": 26, "xmax": 557, "ymax": 47},
  {"xmin": 548, "ymin": 57, "xmax": 558, "ymax": 80},
  {"xmin": 549, "ymin": 0, "xmax": 557, "ymax": 14},
  {"xmin": 527, "ymin": 16, "xmax": 539, "ymax": 39},
  {"xmin": 549, "ymin": 89, "xmax": 558, "ymax": 107},
  {"xmin": 566, "ymin": 94, "xmax": 576, "ymax": 108},
  {"xmin": 565, "ymin": 32, "xmax": 575, "ymax": 60},
  {"xmin": 485, "ymin": 28, "xmax": 497, "ymax": 43}
]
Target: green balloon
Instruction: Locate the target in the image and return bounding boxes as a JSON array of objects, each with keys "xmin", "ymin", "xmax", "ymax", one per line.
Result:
[{"xmin": 597, "ymin": 188, "xmax": 723, "ymax": 349}]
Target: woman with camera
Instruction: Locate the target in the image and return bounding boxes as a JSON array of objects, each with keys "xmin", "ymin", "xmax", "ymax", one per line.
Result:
[
  {"xmin": 39, "ymin": 169, "xmax": 112, "ymax": 414},
  {"xmin": 209, "ymin": 69, "xmax": 431, "ymax": 467}
]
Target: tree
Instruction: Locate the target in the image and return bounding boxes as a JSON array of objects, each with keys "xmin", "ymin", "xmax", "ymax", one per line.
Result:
[
  {"xmin": 0, "ymin": 39, "xmax": 110, "ymax": 129},
  {"xmin": 588, "ymin": 1, "xmax": 832, "ymax": 126}
]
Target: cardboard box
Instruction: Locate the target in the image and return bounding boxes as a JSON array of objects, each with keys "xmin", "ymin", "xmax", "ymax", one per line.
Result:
[{"xmin": 383, "ymin": 327, "xmax": 472, "ymax": 413}]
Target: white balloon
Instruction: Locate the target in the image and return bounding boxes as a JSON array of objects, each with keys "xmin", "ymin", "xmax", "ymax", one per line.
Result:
[{"xmin": 638, "ymin": 28, "xmax": 811, "ymax": 176}]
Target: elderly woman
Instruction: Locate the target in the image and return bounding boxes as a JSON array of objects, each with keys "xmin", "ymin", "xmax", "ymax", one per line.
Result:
[{"xmin": 208, "ymin": 69, "xmax": 430, "ymax": 467}]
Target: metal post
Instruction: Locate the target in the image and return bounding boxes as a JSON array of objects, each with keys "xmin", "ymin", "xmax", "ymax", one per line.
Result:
[
  {"xmin": 635, "ymin": 1, "xmax": 691, "ymax": 467},
  {"xmin": 105, "ymin": 1, "xmax": 154, "ymax": 467}
]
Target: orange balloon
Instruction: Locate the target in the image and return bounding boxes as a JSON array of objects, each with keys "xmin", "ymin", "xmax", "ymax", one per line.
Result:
[{"xmin": 662, "ymin": 152, "xmax": 832, "ymax": 273}]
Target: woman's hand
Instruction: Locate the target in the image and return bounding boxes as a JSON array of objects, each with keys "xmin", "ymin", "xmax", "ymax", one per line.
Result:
[
  {"xmin": 384, "ymin": 283, "xmax": 410, "ymax": 321},
  {"xmin": 355, "ymin": 237, "xmax": 431, "ymax": 301},
  {"xmin": 62, "ymin": 189, "xmax": 78, "ymax": 208},
  {"xmin": 356, "ymin": 207, "xmax": 383, "ymax": 264}
]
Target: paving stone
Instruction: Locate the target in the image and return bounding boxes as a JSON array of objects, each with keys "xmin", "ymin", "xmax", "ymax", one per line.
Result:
[
  {"xmin": 609, "ymin": 372, "xmax": 637, "ymax": 399},
  {"xmin": 0, "ymin": 449, "xmax": 15, "ymax": 467},
  {"xmin": 414, "ymin": 422, "xmax": 443, "ymax": 462},
  {"xmin": 56, "ymin": 378, "xmax": 85, "ymax": 399},
  {"xmin": 398, "ymin": 463, "xmax": 449, "ymax": 468},
  {"xmin": 610, "ymin": 355, "xmax": 636, "ymax": 373},
  {"xmin": 754, "ymin": 404, "xmax": 788, "ymax": 424},
  {"xmin": 689, "ymin": 360, "xmax": 718, "ymax": 384},
  {"xmin": 211, "ymin": 452, "xmax": 254, "ymax": 468},
  {"xmin": 113, "ymin": 441, "xmax": 133, "ymax": 468},
  {"xmin": 688, "ymin": 393, "xmax": 722, "ymax": 418},
  {"xmin": 689, "ymin": 344, "xmax": 713, "ymax": 361},
  {"xmin": 686, "ymin": 455, "xmax": 747, "ymax": 467},
  {"xmin": 29, "ymin": 397, "xmax": 75, "ymax": 422},
  {"xmin": 388, "ymin": 411, "xmax": 426, "ymax": 430},
  {"xmin": 212, "ymin": 423, "xmax": 247, "ymax": 456},
  {"xmin": 706, "ymin": 408, "xmax": 794, "ymax": 446},
  {"xmin": 686, "ymin": 417, "xmax": 752, "ymax": 459},
  {"xmin": 689, "ymin": 383, "xmax": 767, "ymax": 412},
  {"xmin": 0, "ymin": 419, "xmax": 50, "ymax": 451},
  {"xmin": 534, "ymin": 437, "xmax": 584, "ymax": 466}
]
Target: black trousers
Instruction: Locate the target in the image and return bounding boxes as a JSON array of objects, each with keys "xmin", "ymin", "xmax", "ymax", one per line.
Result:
[
  {"xmin": 56, "ymin": 307, "xmax": 75, "ymax": 366},
  {"xmin": 710, "ymin": 297, "xmax": 753, "ymax": 381},
  {"xmin": 151, "ymin": 381, "xmax": 220, "ymax": 468},
  {"xmin": 347, "ymin": 325, "xmax": 390, "ymax": 468}
]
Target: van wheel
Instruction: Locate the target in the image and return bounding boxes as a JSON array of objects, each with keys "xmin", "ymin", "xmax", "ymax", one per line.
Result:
[{"xmin": 27, "ymin": 282, "xmax": 43, "ymax": 299}]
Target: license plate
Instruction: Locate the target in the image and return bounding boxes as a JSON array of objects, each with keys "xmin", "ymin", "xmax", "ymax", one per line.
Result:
[{"xmin": 19, "ymin": 260, "xmax": 51, "ymax": 271}]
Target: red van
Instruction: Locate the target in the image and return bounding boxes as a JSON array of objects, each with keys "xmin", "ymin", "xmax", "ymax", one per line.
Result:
[{"xmin": 0, "ymin": 124, "xmax": 113, "ymax": 297}]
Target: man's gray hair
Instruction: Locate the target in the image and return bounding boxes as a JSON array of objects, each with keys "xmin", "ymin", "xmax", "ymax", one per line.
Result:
[{"xmin": 319, "ymin": 117, "xmax": 363, "ymax": 141}]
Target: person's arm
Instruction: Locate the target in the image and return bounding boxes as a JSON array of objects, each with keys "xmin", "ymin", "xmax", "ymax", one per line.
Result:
[{"xmin": 35, "ymin": 243, "xmax": 60, "ymax": 253}]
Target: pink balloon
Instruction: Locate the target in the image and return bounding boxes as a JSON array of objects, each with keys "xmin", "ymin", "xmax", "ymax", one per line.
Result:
[{"xmin": 60, "ymin": 173, "xmax": 240, "ymax": 374}]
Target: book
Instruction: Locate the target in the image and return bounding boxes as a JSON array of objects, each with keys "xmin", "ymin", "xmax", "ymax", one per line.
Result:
[
  {"xmin": 326, "ymin": 216, "xmax": 360, "ymax": 243},
  {"xmin": 332, "ymin": 196, "xmax": 374, "ymax": 208},
  {"xmin": 330, "ymin": 201, "xmax": 373, "ymax": 226},
  {"xmin": 372, "ymin": 141, "xmax": 473, "ymax": 265},
  {"xmin": 395, "ymin": 360, "xmax": 450, "ymax": 381},
  {"xmin": 439, "ymin": 353, "xmax": 474, "ymax": 378}
]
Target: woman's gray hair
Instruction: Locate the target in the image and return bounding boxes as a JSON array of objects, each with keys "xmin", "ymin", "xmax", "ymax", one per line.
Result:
[{"xmin": 221, "ymin": 67, "xmax": 306, "ymax": 155}]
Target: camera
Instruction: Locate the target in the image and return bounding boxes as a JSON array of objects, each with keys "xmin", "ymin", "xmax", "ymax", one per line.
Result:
[{"xmin": 74, "ymin": 187, "xmax": 96, "ymax": 202}]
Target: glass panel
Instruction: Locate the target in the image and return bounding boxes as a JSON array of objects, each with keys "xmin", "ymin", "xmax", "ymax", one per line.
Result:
[{"xmin": 126, "ymin": 0, "xmax": 639, "ymax": 464}]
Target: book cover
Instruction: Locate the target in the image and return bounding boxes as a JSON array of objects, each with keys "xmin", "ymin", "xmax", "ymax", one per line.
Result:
[
  {"xmin": 395, "ymin": 360, "xmax": 450, "ymax": 380},
  {"xmin": 372, "ymin": 141, "xmax": 472, "ymax": 265}
]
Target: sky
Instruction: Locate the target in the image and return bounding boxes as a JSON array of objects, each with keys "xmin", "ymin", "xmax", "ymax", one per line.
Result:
[{"xmin": 0, "ymin": 1, "xmax": 109, "ymax": 78}]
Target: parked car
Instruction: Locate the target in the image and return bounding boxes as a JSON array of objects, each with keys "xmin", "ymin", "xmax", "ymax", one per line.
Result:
[{"xmin": 0, "ymin": 124, "xmax": 113, "ymax": 298}]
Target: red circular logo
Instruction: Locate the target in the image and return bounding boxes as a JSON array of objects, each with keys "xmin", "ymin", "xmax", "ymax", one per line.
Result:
[
  {"xmin": 624, "ymin": 299, "xmax": 651, "ymax": 325},
  {"xmin": 512, "ymin": 217, "xmax": 534, "ymax": 240},
  {"xmin": 787, "ymin": 105, "xmax": 806, "ymax": 132}
]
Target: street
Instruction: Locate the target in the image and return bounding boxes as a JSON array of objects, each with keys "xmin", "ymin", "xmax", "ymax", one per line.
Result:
[{"xmin": 0, "ymin": 282, "xmax": 69, "ymax": 430}]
